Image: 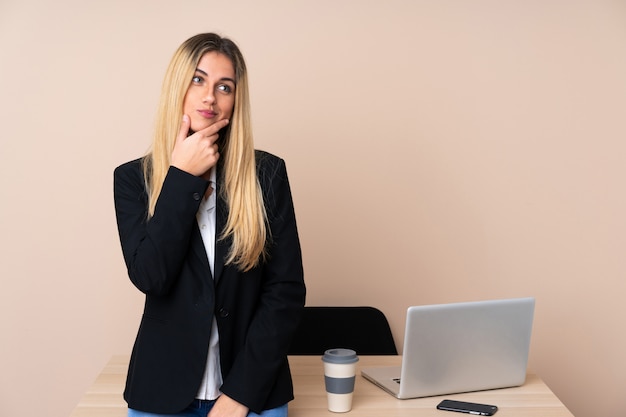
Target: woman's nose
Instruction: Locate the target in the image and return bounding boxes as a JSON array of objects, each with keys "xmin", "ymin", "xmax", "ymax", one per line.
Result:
[{"xmin": 202, "ymin": 87, "xmax": 216, "ymax": 104}]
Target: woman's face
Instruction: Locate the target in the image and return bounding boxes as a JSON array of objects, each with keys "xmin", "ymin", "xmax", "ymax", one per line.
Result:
[{"xmin": 183, "ymin": 51, "xmax": 236, "ymax": 133}]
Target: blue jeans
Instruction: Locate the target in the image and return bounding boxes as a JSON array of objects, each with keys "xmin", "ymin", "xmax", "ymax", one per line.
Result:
[{"xmin": 128, "ymin": 399, "xmax": 288, "ymax": 417}]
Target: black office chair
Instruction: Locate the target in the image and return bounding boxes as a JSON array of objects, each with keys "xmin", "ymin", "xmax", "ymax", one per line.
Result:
[{"xmin": 288, "ymin": 306, "xmax": 398, "ymax": 355}]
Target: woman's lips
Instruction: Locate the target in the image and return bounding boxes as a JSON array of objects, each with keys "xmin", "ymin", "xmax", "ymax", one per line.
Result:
[{"xmin": 197, "ymin": 109, "xmax": 216, "ymax": 119}]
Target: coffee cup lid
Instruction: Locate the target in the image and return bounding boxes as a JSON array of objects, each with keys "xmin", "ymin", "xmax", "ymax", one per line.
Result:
[{"xmin": 322, "ymin": 348, "xmax": 359, "ymax": 364}]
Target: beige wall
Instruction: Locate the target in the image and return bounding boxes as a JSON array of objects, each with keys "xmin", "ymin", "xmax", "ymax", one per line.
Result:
[{"xmin": 1, "ymin": 1, "xmax": 625, "ymax": 416}]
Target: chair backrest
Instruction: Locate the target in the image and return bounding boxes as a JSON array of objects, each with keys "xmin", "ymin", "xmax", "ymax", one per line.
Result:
[{"xmin": 288, "ymin": 306, "xmax": 398, "ymax": 355}]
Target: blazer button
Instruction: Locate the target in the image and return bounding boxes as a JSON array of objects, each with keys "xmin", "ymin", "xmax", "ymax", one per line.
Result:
[
  {"xmin": 193, "ymin": 192, "xmax": 201, "ymax": 201},
  {"xmin": 219, "ymin": 308, "xmax": 229, "ymax": 318}
]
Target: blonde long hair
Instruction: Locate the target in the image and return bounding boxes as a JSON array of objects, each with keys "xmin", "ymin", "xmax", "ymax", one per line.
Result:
[{"xmin": 143, "ymin": 33, "xmax": 267, "ymax": 271}]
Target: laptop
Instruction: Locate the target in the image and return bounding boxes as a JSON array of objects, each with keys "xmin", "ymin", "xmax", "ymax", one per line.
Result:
[{"xmin": 361, "ymin": 297, "xmax": 535, "ymax": 399}]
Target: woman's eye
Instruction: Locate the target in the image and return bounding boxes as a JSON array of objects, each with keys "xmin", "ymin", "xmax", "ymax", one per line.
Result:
[
  {"xmin": 192, "ymin": 76, "xmax": 203, "ymax": 84},
  {"xmin": 218, "ymin": 84, "xmax": 232, "ymax": 94}
]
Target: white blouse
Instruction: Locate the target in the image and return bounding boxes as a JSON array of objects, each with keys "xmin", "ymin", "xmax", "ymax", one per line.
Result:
[{"xmin": 195, "ymin": 167, "xmax": 222, "ymax": 400}]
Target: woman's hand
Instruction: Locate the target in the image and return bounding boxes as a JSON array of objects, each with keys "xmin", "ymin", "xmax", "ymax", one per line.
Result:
[
  {"xmin": 207, "ymin": 394, "xmax": 249, "ymax": 417},
  {"xmin": 171, "ymin": 114, "xmax": 229, "ymax": 177}
]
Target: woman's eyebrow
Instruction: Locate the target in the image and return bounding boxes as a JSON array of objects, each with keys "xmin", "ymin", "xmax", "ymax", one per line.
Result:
[{"xmin": 194, "ymin": 68, "xmax": 235, "ymax": 84}]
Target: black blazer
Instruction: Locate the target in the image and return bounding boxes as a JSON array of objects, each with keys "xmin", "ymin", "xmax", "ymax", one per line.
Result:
[{"xmin": 113, "ymin": 150, "xmax": 306, "ymax": 414}]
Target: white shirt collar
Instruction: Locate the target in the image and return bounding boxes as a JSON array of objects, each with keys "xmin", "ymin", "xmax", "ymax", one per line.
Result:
[{"xmin": 198, "ymin": 167, "xmax": 217, "ymax": 211}]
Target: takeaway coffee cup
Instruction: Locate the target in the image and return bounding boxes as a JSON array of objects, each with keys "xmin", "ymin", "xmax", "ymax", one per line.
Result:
[{"xmin": 322, "ymin": 348, "xmax": 359, "ymax": 412}]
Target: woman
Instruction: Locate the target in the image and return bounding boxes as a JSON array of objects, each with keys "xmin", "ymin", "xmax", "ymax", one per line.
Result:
[{"xmin": 113, "ymin": 33, "xmax": 306, "ymax": 417}]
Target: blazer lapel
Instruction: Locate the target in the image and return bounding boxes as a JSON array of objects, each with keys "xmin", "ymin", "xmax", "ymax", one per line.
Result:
[
  {"xmin": 190, "ymin": 224, "xmax": 214, "ymax": 281},
  {"xmin": 213, "ymin": 190, "xmax": 229, "ymax": 286}
]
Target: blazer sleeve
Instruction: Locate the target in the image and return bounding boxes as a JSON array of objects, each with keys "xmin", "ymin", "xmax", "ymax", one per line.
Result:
[
  {"xmin": 219, "ymin": 154, "xmax": 306, "ymax": 412},
  {"xmin": 113, "ymin": 160, "xmax": 210, "ymax": 295}
]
